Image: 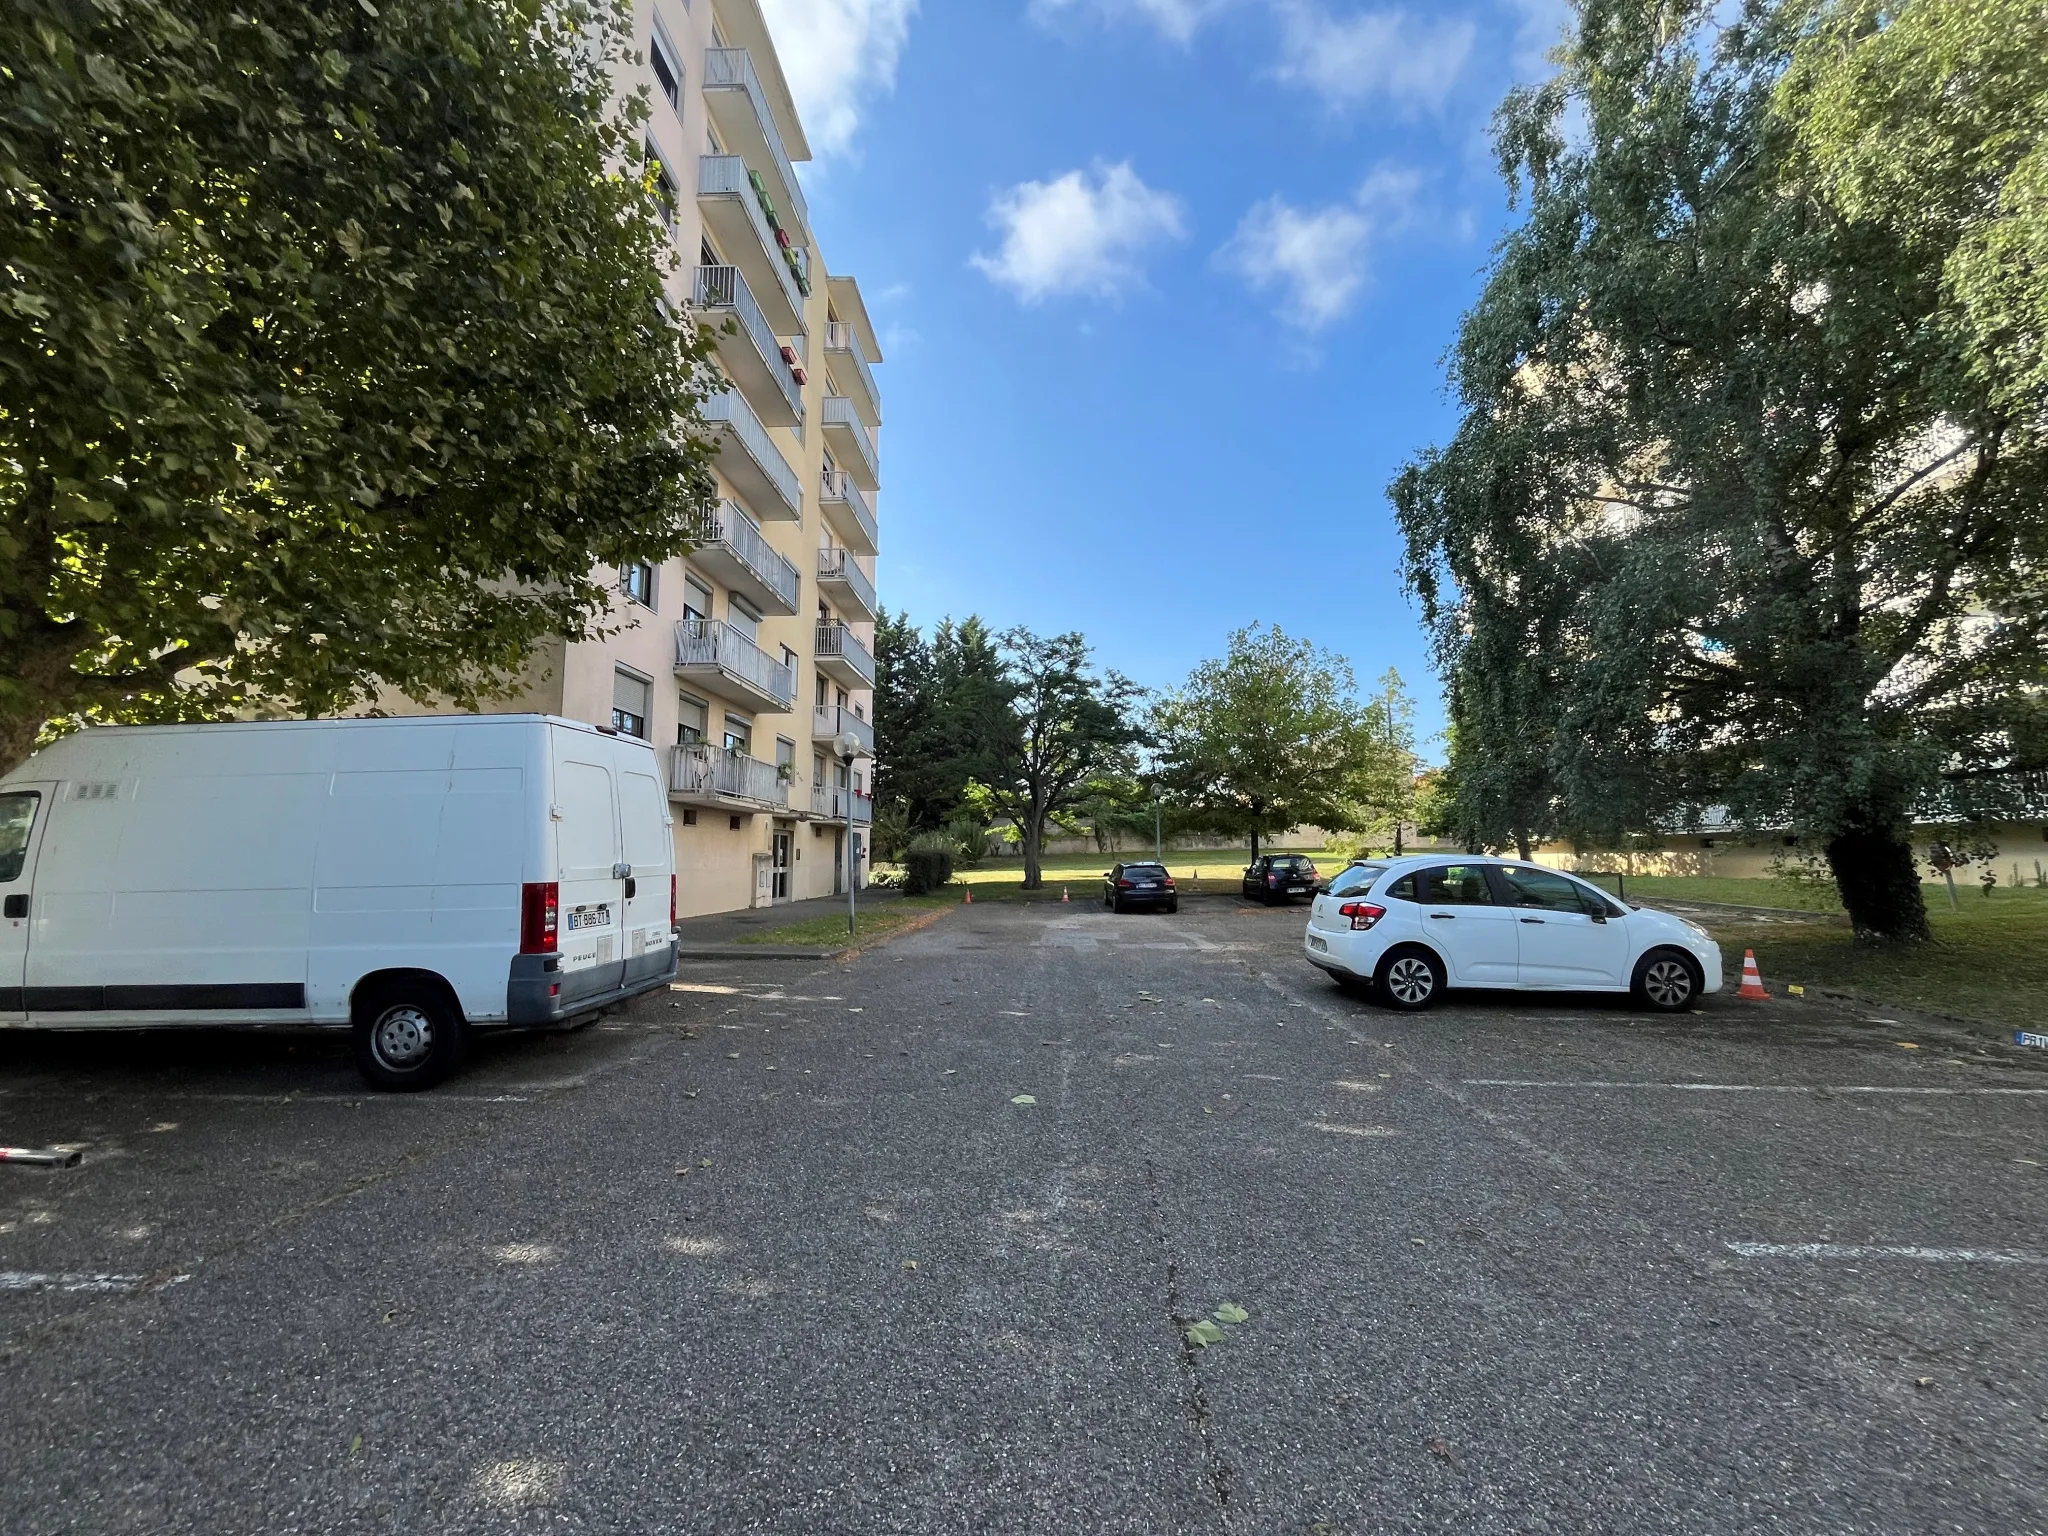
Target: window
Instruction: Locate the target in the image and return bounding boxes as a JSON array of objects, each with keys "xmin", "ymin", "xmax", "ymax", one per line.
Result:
[
  {"xmin": 782, "ymin": 645, "xmax": 799, "ymax": 676},
  {"xmin": 1414, "ymin": 865, "xmax": 1496, "ymax": 905},
  {"xmin": 682, "ymin": 808, "xmax": 698, "ymax": 826},
  {"xmin": 683, "ymin": 576, "xmax": 712, "ymax": 625},
  {"xmin": 775, "ymin": 737, "xmax": 796, "ymax": 771},
  {"xmin": 1327, "ymin": 864, "xmax": 1387, "ymax": 899},
  {"xmin": 611, "ymin": 670, "xmax": 651, "ymax": 740},
  {"xmin": 1498, "ymin": 865, "xmax": 1595, "ymax": 914},
  {"xmin": 0, "ymin": 792, "xmax": 39, "ymax": 882},
  {"xmin": 645, "ymin": 144, "xmax": 678, "ymax": 230},
  {"xmin": 677, "ymin": 692, "xmax": 708, "ymax": 744},
  {"xmin": 649, "ymin": 26, "xmax": 681, "ymax": 110},
  {"xmin": 622, "ymin": 561, "xmax": 657, "ymax": 609},
  {"xmin": 723, "ymin": 715, "xmax": 752, "ymax": 755},
  {"xmin": 727, "ymin": 596, "xmax": 760, "ymax": 642},
  {"xmin": 1387, "ymin": 874, "xmax": 1417, "ymax": 901}
]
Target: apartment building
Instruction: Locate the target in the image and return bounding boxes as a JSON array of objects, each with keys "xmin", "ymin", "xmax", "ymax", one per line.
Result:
[{"xmin": 432, "ymin": 0, "xmax": 884, "ymax": 918}]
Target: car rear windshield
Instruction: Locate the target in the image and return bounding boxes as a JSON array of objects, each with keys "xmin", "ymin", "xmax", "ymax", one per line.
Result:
[
  {"xmin": 1123, "ymin": 864, "xmax": 1165, "ymax": 875},
  {"xmin": 1326, "ymin": 863, "xmax": 1385, "ymax": 898}
]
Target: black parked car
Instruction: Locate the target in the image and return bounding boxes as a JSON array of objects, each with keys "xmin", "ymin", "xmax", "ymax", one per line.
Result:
[
  {"xmin": 1104, "ymin": 861, "xmax": 1178, "ymax": 914},
  {"xmin": 1243, "ymin": 853, "xmax": 1319, "ymax": 905}
]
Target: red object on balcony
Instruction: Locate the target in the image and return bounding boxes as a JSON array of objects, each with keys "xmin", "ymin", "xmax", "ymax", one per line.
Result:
[
  {"xmin": 780, "ymin": 344, "xmax": 799, "ymax": 365},
  {"xmin": 790, "ymin": 366, "xmax": 807, "ymax": 386},
  {"xmin": 776, "ymin": 228, "xmax": 792, "ymax": 249}
]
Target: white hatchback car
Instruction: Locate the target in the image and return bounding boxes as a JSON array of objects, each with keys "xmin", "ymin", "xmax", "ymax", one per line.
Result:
[{"xmin": 1303, "ymin": 856, "xmax": 1723, "ymax": 1012}]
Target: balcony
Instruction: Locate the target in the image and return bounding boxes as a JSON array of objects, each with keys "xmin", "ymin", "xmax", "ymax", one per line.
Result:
[
  {"xmin": 824, "ymin": 321, "xmax": 881, "ymax": 428},
  {"xmin": 810, "ymin": 783, "xmax": 875, "ymax": 824},
  {"xmin": 821, "ymin": 395, "xmax": 879, "ymax": 491},
  {"xmin": 703, "ymin": 388, "xmax": 801, "ymax": 521},
  {"xmin": 812, "ymin": 705, "xmax": 875, "ymax": 756},
  {"xmin": 670, "ymin": 743, "xmax": 788, "ymax": 812},
  {"xmin": 697, "ymin": 155, "xmax": 805, "ymax": 334},
  {"xmin": 819, "ymin": 468, "xmax": 878, "ymax": 556},
  {"xmin": 817, "ymin": 547, "xmax": 876, "ymax": 622},
  {"xmin": 703, "ymin": 49, "xmax": 808, "ymax": 246},
  {"xmin": 685, "ymin": 501, "xmax": 800, "ymax": 616},
  {"xmin": 815, "ymin": 619, "xmax": 876, "ymax": 690},
  {"xmin": 693, "ymin": 266, "xmax": 803, "ymax": 428},
  {"xmin": 673, "ymin": 617, "xmax": 797, "ymax": 713}
]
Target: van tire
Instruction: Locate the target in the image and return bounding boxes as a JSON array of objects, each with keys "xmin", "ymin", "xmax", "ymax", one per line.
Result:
[{"xmin": 353, "ymin": 982, "xmax": 465, "ymax": 1091}]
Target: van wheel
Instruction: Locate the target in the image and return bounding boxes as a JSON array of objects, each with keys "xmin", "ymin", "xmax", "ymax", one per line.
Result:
[
  {"xmin": 1632, "ymin": 948, "xmax": 1702, "ymax": 1013},
  {"xmin": 353, "ymin": 986, "xmax": 465, "ymax": 1091},
  {"xmin": 1374, "ymin": 946, "xmax": 1443, "ymax": 1011}
]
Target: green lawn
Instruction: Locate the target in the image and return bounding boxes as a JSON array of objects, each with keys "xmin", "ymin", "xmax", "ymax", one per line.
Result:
[
  {"xmin": 1582, "ymin": 874, "xmax": 1848, "ymax": 912},
  {"xmin": 1699, "ymin": 886, "xmax": 2048, "ymax": 1031},
  {"xmin": 920, "ymin": 847, "xmax": 1330, "ymax": 901},
  {"xmin": 735, "ymin": 896, "xmax": 949, "ymax": 948}
]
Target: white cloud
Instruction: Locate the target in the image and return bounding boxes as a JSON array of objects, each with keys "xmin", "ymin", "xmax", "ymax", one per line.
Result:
[
  {"xmin": 972, "ymin": 161, "xmax": 1187, "ymax": 303},
  {"xmin": 1505, "ymin": 0, "xmax": 1572, "ymax": 78},
  {"xmin": 1271, "ymin": 3, "xmax": 1476, "ymax": 113},
  {"xmin": 757, "ymin": 0, "xmax": 918, "ymax": 157},
  {"xmin": 1218, "ymin": 164, "xmax": 1424, "ymax": 330},
  {"xmin": 1027, "ymin": 0, "xmax": 1229, "ymax": 43}
]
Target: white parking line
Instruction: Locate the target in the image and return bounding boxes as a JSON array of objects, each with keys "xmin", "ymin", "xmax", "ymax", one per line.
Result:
[
  {"xmin": 0, "ymin": 1271, "xmax": 192, "ymax": 1293},
  {"xmin": 1463, "ymin": 1080, "xmax": 2048, "ymax": 1096},
  {"xmin": 1727, "ymin": 1242, "xmax": 2048, "ymax": 1265}
]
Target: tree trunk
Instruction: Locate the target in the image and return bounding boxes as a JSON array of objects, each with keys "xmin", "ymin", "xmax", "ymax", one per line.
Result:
[
  {"xmin": 1827, "ymin": 819, "xmax": 1931, "ymax": 943},
  {"xmin": 1022, "ymin": 811, "xmax": 1043, "ymax": 890},
  {"xmin": 1514, "ymin": 827, "xmax": 1532, "ymax": 861},
  {"xmin": 1250, "ymin": 826, "xmax": 1261, "ymax": 863}
]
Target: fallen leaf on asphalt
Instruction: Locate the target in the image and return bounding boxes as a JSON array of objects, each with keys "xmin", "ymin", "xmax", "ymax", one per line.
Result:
[
  {"xmin": 1214, "ymin": 1302, "xmax": 1249, "ymax": 1325},
  {"xmin": 1915, "ymin": 1377, "xmax": 1935, "ymax": 1389},
  {"xmin": 1186, "ymin": 1319, "xmax": 1225, "ymax": 1348},
  {"xmin": 1011, "ymin": 1094, "xmax": 1037, "ymax": 1106},
  {"xmin": 902, "ymin": 1260, "xmax": 919, "ymax": 1272},
  {"xmin": 1411, "ymin": 1237, "xmax": 1426, "ymax": 1246},
  {"xmin": 1204, "ymin": 1107, "xmax": 1213, "ymax": 1115},
  {"xmin": 674, "ymin": 1168, "xmax": 690, "ymax": 1177},
  {"xmin": 350, "ymin": 1434, "xmax": 363, "ymax": 1454},
  {"xmin": 682, "ymin": 1090, "xmax": 700, "ymax": 1099},
  {"xmin": 726, "ymin": 1053, "xmax": 740, "ymax": 1059},
  {"xmin": 1428, "ymin": 1439, "xmax": 1452, "ymax": 1460},
  {"xmin": 765, "ymin": 1066, "xmax": 778, "ymax": 1072},
  {"xmin": 1898, "ymin": 1042, "xmax": 1920, "ymax": 1050},
  {"xmin": 699, "ymin": 1158, "xmax": 714, "ymax": 1168},
  {"xmin": 848, "ymin": 1008, "xmax": 865, "ymax": 1013}
]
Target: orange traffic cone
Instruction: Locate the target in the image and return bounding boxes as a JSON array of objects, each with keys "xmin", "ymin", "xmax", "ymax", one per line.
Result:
[
  {"xmin": 1737, "ymin": 949, "xmax": 1769, "ymax": 1000},
  {"xmin": 1062, "ymin": 886, "xmax": 1070, "ymax": 903},
  {"xmin": 962, "ymin": 886, "xmax": 973, "ymax": 905}
]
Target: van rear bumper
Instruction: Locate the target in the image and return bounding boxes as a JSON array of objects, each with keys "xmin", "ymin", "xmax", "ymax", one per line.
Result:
[{"xmin": 505, "ymin": 946, "xmax": 679, "ymax": 1026}]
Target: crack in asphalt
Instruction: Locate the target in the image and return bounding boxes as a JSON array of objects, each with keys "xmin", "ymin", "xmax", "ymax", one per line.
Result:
[{"xmin": 1145, "ymin": 1157, "xmax": 1235, "ymax": 1527}]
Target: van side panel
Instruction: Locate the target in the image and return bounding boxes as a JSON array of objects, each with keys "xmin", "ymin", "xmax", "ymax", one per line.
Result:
[
  {"xmin": 617, "ymin": 760, "xmax": 677, "ymax": 990},
  {"xmin": 548, "ymin": 735, "xmax": 627, "ymax": 1010}
]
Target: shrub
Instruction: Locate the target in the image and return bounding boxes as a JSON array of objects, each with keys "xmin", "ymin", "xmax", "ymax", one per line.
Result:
[{"xmin": 902, "ymin": 846, "xmax": 955, "ymax": 895}]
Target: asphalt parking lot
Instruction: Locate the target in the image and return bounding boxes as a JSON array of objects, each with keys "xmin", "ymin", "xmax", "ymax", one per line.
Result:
[{"xmin": 3, "ymin": 897, "xmax": 2045, "ymax": 1534}]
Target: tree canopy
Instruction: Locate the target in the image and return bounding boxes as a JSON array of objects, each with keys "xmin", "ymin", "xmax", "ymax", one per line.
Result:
[
  {"xmin": 0, "ymin": 0, "xmax": 713, "ymax": 774},
  {"xmin": 1393, "ymin": 0, "xmax": 2048, "ymax": 941},
  {"xmin": 871, "ymin": 612, "xmax": 1019, "ymax": 853},
  {"xmin": 1152, "ymin": 625, "xmax": 1393, "ymax": 861}
]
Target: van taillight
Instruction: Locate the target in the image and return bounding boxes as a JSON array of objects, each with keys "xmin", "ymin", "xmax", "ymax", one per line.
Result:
[
  {"xmin": 1339, "ymin": 902, "xmax": 1386, "ymax": 931},
  {"xmin": 670, "ymin": 874, "xmax": 677, "ymax": 927},
  {"xmin": 521, "ymin": 882, "xmax": 559, "ymax": 953}
]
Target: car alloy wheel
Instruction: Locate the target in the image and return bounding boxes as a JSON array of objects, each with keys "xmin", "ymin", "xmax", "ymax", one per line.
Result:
[
  {"xmin": 1641, "ymin": 956, "xmax": 1694, "ymax": 1010},
  {"xmin": 371, "ymin": 1004, "xmax": 435, "ymax": 1072},
  {"xmin": 1384, "ymin": 955, "xmax": 1435, "ymax": 1007}
]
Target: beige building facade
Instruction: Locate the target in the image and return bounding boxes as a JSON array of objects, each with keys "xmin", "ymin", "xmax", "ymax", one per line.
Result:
[{"xmin": 408, "ymin": 0, "xmax": 884, "ymax": 919}]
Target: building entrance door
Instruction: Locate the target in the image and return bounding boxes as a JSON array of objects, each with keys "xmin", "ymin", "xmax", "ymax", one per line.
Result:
[
  {"xmin": 832, "ymin": 830, "xmax": 845, "ymax": 896},
  {"xmin": 771, "ymin": 826, "xmax": 793, "ymax": 902}
]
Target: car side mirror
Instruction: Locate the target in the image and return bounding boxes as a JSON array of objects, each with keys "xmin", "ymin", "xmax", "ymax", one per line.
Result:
[{"xmin": 1590, "ymin": 910, "xmax": 1606, "ymax": 924}]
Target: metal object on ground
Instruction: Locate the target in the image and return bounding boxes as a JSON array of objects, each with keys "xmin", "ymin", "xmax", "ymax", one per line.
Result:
[{"xmin": 1, "ymin": 1146, "xmax": 82, "ymax": 1169}]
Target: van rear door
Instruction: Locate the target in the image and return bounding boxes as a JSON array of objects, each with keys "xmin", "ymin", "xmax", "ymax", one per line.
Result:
[
  {"xmin": 616, "ymin": 760, "xmax": 675, "ymax": 989},
  {"xmin": 0, "ymin": 785, "xmax": 52, "ymax": 1022},
  {"xmin": 549, "ymin": 741, "xmax": 626, "ymax": 1010}
]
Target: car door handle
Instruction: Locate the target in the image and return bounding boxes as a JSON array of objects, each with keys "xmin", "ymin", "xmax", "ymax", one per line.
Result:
[
  {"xmin": 1520, "ymin": 917, "xmax": 1545, "ymax": 925},
  {"xmin": 1428, "ymin": 912, "xmax": 1456, "ymax": 920}
]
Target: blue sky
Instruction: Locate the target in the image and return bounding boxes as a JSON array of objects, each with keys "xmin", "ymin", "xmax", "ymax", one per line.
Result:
[{"xmin": 761, "ymin": 0, "xmax": 1572, "ymax": 753}]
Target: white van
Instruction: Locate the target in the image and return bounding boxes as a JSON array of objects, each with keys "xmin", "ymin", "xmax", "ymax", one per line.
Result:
[{"xmin": 0, "ymin": 716, "xmax": 678, "ymax": 1089}]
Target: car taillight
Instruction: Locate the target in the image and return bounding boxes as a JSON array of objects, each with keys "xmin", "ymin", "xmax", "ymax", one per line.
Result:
[
  {"xmin": 1339, "ymin": 902, "xmax": 1386, "ymax": 931},
  {"xmin": 1163, "ymin": 879, "xmax": 1175, "ymax": 889},
  {"xmin": 521, "ymin": 882, "xmax": 559, "ymax": 953},
  {"xmin": 670, "ymin": 874, "xmax": 678, "ymax": 927},
  {"xmin": 1117, "ymin": 879, "xmax": 1135, "ymax": 889},
  {"xmin": 1267, "ymin": 873, "xmax": 1278, "ymax": 885}
]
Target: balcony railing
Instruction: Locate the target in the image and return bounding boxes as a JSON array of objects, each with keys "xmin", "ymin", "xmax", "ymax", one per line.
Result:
[
  {"xmin": 810, "ymin": 784, "xmax": 875, "ymax": 823},
  {"xmin": 824, "ymin": 321, "xmax": 881, "ymax": 425},
  {"xmin": 703, "ymin": 388, "xmax": 801, "ymax": 519},
  {"xmin": 817, "ymin": 547, "xmax": 876, "ymax": 618},
  {"xmin": 702, "ymin": 48, "xmax": 809, "ymax": 237},
  {"xmin": 670, "ymin": 743, "xmax": 788, "ymax": 808},
  {"xmin": 821, "ymin": 395, "xmax": 879, "ymax": 490},
  {"xmin": 673, "ymin": 617, "xmax": 797, "ymax": 710},
  {"xmin": 694, "ymin": 265, "xmax": 803, "ymax": 424},
  {"xmin": 815, "ymin": 620, "xmax": 877, "ymax": 686},
  {"xmin": 685, "ymin": 501, "xmax": 801, "ymax": 613},
  {"xmin": 813, "ymin": 705, "xmax": 875, "ymax": 755},
  {"xmin": 696, "ymin": 155, "xmax": 805, "ymax": 326},
  {"xmin": 819, "ymin": 468, "xmax": 878, "ymax": 554}
]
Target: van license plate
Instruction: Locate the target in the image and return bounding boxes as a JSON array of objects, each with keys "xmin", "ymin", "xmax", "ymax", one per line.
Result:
[
  {"xmin": 568, "ymin": 904, "xmax": 612, "ymax": 931},
  {"xmin": 1308, "ymin": 935, "xmax": 1328, "ymax": 952}
]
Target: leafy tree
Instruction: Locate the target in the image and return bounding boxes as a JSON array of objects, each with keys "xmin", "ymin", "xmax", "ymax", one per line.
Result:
[
  {"xmin": 1152, "ymin": 625, "xmax": 1387, "ymax": 864},
  {"xmin": 872, "ymin": 612, "xmax": 1019, "ymax": 839},
  {"xmin": 1394, "ymin": 0, "xmax": 2048, "ymax": 942},
  {"xmin": 980, "ymin": 629, "xmax": 1146, "ymax": 889},
  {"xmin": 0, "ymin": 0, "xmax": 711, "ymax": 774}
]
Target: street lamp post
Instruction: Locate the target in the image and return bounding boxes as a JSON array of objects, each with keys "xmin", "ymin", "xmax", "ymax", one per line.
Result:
[{"xmin": 836, "ymin": 730, "xmax": 862, "ymax": 937}]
